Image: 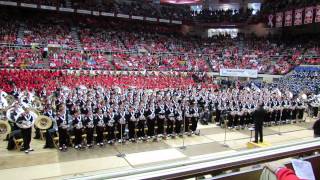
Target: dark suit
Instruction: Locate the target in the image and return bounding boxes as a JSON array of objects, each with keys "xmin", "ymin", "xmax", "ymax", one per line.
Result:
[
  {"xmin": 252, "ymin": 107, "xmax": 267, "ymax": 143},
  {"xmin": 313, "ymin": 119, "xmax": 320, "ymax": 137}
]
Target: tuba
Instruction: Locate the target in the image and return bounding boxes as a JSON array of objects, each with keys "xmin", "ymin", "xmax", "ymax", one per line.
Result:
[
  {"xmin": 32, "ymin": 96, "xmax": 43, "ymax": 111},
  {"xmin": 35, "ymin": 115, "xmax": 53, "ymax": 130},
  {"xmin": 16, "ymin": 110, "xmax": 38, "ymax": 129},
  {"xmin": 0, "ymin": 120, "xmax": 11, "ymax": 139}
]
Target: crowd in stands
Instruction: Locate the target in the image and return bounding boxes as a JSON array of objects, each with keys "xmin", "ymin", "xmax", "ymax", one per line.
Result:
[
  {"xmin": 273, "ymin": 66, "xmax": 320, "ymax": 95},
  {"xmin": 14, "ymin": 0, "xmax": 256, "ymax": 22},
  {"xmin": 0, "ymin": 69, "xmax": 217, "ymax": 94},
  {"xmin": 0, "ymin": 7, "xmax": 319, "ymax": 74}
]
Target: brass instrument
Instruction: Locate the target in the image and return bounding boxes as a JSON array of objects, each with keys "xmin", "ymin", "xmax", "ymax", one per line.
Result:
[
  {"xmin": 32, "ymin": 96, "xmax": 43, "ymax": 111},
  {"xmin": 0, "ymin": 120, "xmax": 11, "ymax": 139},
  {"xmin": 6, "ymin": 95, "xmax": 15, "ymax": 107},
  {"xmin": 15, "ymin": 109, "xmax": 38, "ymax": 129},
  {"xmin": 35, "ymin": 115, "xmax": 53, "ymax": 130}
]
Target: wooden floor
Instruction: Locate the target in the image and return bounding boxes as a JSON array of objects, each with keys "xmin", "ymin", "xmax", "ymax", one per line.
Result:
[{"xmin": 0, "ymin": 117, "xmax": 316, "ymax": 180}]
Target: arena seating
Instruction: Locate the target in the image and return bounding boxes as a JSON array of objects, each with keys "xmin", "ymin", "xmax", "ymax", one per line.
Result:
[
  {"xmin": 0, "ymin": 8, "xmax": 319, "ymax": 74},
  {"xmin": 0, "ymin": 69, "xmax": 219, "ymax": 93}
]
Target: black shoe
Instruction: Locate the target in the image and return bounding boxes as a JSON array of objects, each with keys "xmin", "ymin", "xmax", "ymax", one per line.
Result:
[
  {"xmin": 253, "ymin": 141, "xmax": 258, "ymax": 143},
  {"xmin": 33, "ymin": 136, "xmax": 40, "ymax": 140}
]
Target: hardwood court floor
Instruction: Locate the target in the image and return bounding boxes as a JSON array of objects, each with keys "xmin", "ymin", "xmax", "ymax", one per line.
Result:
[{"xmin": 0, "ymin": 117, "xmax": 316, "ymax": 180}]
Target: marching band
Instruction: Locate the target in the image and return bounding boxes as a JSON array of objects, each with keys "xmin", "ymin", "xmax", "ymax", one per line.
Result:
[{"xmin": 0, "ymin": 84, "xmax": 319, "ymax": 153}]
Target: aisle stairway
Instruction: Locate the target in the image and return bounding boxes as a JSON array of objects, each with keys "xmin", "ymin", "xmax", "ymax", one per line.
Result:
[{"xmin": 71, "ymin": 27, "xmax": 82, "ymax": 51}]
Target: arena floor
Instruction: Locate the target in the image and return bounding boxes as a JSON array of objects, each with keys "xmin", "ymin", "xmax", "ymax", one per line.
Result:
[{"xmin": 0, "ymin": 116, "xmax": 316, "ymax": 180}]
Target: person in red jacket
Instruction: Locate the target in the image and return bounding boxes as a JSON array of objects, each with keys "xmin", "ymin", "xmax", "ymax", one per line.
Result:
[{"xmin": 266, "ymin": 162, "xmax": 301, "ymax": 180}]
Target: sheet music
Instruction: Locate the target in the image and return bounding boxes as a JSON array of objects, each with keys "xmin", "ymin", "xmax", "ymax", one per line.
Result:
[{"xmin": 291, "ymin": 159, "xmax": 315, "ymax": 180}]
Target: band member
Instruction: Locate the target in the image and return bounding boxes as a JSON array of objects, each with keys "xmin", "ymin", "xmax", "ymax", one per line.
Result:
[
  {"xmin": 146, "ymin": 104, "xmax": 156, "ymax": 138},
  {"xmin": 106, "ymin": 108, "xmax": 116, "ymax": 144},
  {"xmin": 137, "ymin": 105, "xmax": 147, "ymax": 140},
  {"xmin": 175, "ymin": 106, "xmax": 183, "ymax": 135},
  {"xmin": 56, "ymin": 107, "xmax": 70, "ymax": 151},
  {"xmin": 184, "ymin": 103, "xmax": 192, "ymax": 133},
  {"xmin": 128, "ymin": 107, "xmax": 138, "ymax": 142},
  {"xmin": 72, "ymin": 111, "xmax": 84, "ymax": 149},
  {"xmin": 43, "ymin": 106, "xmax": 57, "ymax": 149},
  {"xmin": 166, "ymin": 104, "xmax": 175, "ymax": 136},
  {"xmin": 16, "ymin": 109, "xmax": 34, "ymax": 153},
  {"xmin": 252, "ymin": 104, "xmax": 267, "ymax": 143},
  {"xmin": 83, "ymin": 111, "xmax": 94, "ymax": 147},
  {"xmin": 117, "ymin": 106, "xmax": 127, "ymax": 143},
  {"xmin": 190, "ymin": 103, "xmax": 199, "ymax": 134},
  {"xmin": 94, "ymin": 109, "xmax": 106, "ymax": 146},
  {"xmin": 156, "ymin": 103, "xmax": 166, "ymax": 136}
]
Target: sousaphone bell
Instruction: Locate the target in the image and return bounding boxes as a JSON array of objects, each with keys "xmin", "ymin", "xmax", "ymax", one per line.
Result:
[
  {"xmin": 0, "ymin": 120, "xmax": 11, "ymax": 139},
  {"xmin": 35, "ymin": 115, "xmax": 52, "ymax": 130}
]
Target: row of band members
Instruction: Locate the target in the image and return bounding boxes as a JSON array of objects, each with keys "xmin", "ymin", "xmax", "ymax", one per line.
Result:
[{"xmin": 7, "ymin": 99, "xmax": 308, "ymax": 152}]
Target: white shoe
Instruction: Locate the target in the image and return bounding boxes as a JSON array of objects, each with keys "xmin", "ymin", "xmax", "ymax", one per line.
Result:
[
  {"xmin": 75, "ymin": 145, "xmax": 79, "ymax": 149},
  {"xmin": 59, "ymin": 147, "xmax": 63, "ymax": 150},
  {"xmin": 28, "ymin": 148, "xmax": 34, "ymax": 151},
  {"xmin": 24, "ymin": 150, "xmax": 29, "ymax": 153}
]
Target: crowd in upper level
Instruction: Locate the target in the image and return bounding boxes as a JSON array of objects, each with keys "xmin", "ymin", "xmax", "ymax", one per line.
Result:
[{"xmin": 0, "ymin": 7, "xmax": 319, "ymax": 75}]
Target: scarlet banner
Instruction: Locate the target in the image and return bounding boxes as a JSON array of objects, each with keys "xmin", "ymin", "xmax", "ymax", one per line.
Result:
[
  {"xmin": 316, "ymin": 5, "xmax": 320, "ymax": 23},
  {"xmin": 160, "ymin": 0, "xmax": 201, "ymax": 4},
  {"xmin": 284, "ymin": 10, "xmax": 292, "ymax": 26},
  {"xmin": 275, "ymin": 12, "xmax": 283, "ymax": 27},
  {"xmin": 304, "ymin": 6, "xmax": 314, "ymax": 24},
  {"xmin": 294, "ymin": 9, "xmax": 303, "ymax": 25}
]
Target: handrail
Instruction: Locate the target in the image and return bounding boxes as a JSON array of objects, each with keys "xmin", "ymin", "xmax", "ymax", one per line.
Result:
[{"xmin": 66, "ymin": 138, "xmax": 320, "ymax": 180}]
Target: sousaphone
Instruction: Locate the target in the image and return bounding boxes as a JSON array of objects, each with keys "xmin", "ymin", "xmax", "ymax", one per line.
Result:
[
  {"xmin": 35, "ymin": 115, "xmax": 52, "ymax": 130},
  {"xmin": 0, "ymin": 120, "xmax": 11, "ymax": 139}
]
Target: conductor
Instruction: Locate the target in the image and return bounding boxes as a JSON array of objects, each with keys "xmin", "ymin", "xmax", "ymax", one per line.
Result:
[{"xmin": 252, "ymin": 103, "xmax": 267, "ymax": 143}]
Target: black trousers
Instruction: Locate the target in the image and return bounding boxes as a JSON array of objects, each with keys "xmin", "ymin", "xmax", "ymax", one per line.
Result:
[
  {"xmin": 7, "ymin": 130, "xmax": 21, "ymax": 150},
  {"xmin": 166, "ymin": 119, "xmax": 174, "ymax": 134},
  {"xmin": 106, "ymin": 126, "xmax": 115, "ymax": 141},
  {"xmin": 137, "ymin": 120, "xmax": 146, "ymax": 137},
  {"xmin": 191, "ymin": 117, "xmax": 198, "ymax": 131},
  {"xmin": 185, "ymin": 117, "xmax": 191, "ymax": 132},
  {"xmin": 128, "ymin": 121, "xmax": 136, "ymax": 139},
  {"xmin": 175, "ymin": 120, "xmax": 182, "ymax": 134},
  {"xmin": 44, "ymin": 128, "xmax": 57, "ymax": 147},
  {"xmin": 157, "ymin": 118, "xmax": 165, "ymax": 135},
  {"xmin": 21, "ymin": 128, "xmax": 32, "ymax": 150},
  {"xmin": 96, "ymin": 126, "xmax": 105, "ymax": 143},
  {"xmin": 74, "ymin": 128, "xmax": 83, "ymax": 145},
  {"xmin": 86, "ymin": 128, "xmax": 94, "ymax": 145},
  {"xmin": 147, "ymin": 119, "xmax": 155, "ymax": 136},
  {"xmin": 254, "ymin": 123, "xmax": 263, "ymax": 143},
  {"xmin": 34, "ymin": 126, "xmax": 41, "ymax": 139},
  {"xmin": 58, "ymin": 128, "xmax": 69, "ymax": 147},
  {"xmin": 313, "ymin": 107, "xmax": 319, "ymax": 117}
]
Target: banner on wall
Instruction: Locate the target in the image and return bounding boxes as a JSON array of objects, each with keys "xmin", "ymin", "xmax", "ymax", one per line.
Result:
[
  {"xmin": 316, "ymin": 5, "xmax": 320, "ymax": 23},
  {"xmin": 268, "ymin": 14, "xmax": 274, "ymax": 27},
  {"xmin": 294, "ymin": 9, "xmax": 303, "ymax": 25},
  {"xmin": 285, "ymin": 10, "xmax": 292, "ymax": 26},
  {"xmin": 220, "ymin": 69, "xmax": 258, "ymax": 78},
  {"xmin": 304, "ymin": 6, "xmax": 314, "ymax": 24},
  {"xmin": 275, "ymin": 12, "xmax": 283, "ymax": 27}
]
